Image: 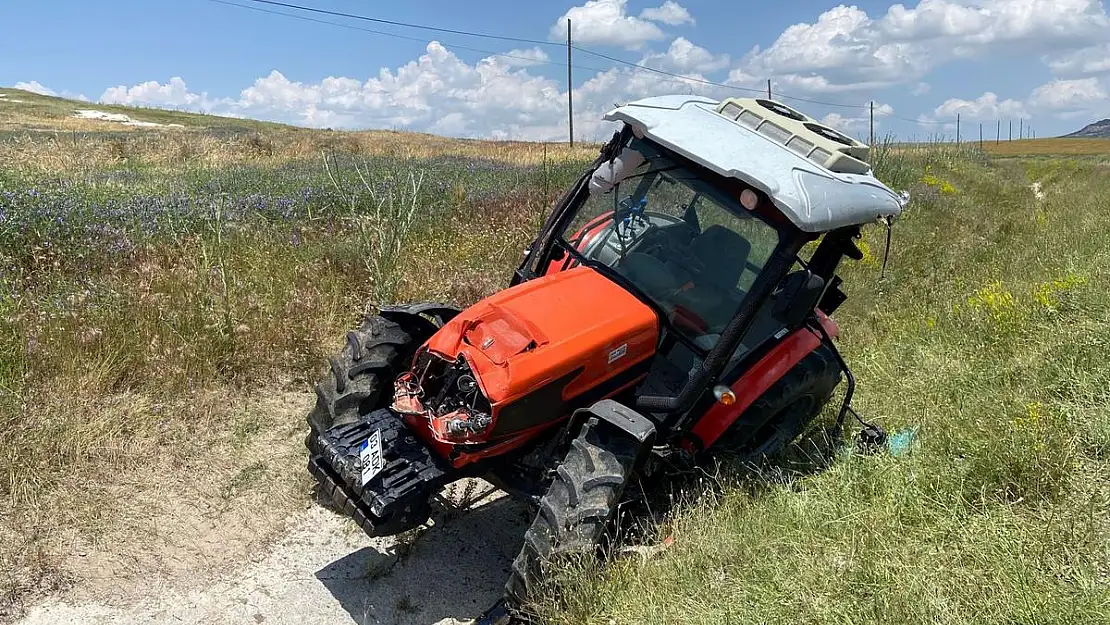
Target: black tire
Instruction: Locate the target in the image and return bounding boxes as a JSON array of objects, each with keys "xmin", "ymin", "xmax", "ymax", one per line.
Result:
[
  {"xmin": 724, "ymin": 343, "xmax": 843, "ymax": 463},
  {"xmin": 504, "ymin": 419, "xmax": 639, "ymax": 615},
  {"xmin": 306, "ymin": 315, "xmax": 413, "ymax": 437}
]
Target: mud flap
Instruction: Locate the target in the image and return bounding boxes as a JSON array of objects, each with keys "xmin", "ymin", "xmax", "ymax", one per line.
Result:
[{"xmin": 571, "ymin": 399, "xmax": 657, "ymax": 466}]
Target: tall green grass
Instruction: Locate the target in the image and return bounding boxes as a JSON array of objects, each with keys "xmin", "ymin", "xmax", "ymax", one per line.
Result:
[
  {"xmin": 530, "ymin": 141, "xmax": 1110, "ymax": 624},
  {"xmin": 2, "ymin": 125, "xmax": 1108, "ymax": 624}
]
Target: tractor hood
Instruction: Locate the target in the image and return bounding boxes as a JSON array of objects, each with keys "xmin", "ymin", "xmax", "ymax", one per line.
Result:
[{"xmin": 420, "ymin": 266, "xmax": 659, "ymax": 407}]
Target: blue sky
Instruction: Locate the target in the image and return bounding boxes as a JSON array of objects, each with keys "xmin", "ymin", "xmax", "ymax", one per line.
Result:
[{"xmin": 3, "ymin": 0, "xmax": 1108, "ymax": 140}]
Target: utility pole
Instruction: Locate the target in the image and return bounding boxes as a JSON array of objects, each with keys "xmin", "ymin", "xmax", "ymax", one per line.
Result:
[
  {"xmin": 979, "ymin": 122, "xmax": 983, "ymax": 149},
  {"xmin": 956, "ymin": 113, "xmax": 960, "ymax": 144},
  {"xmin": 1009, "ymin": 119, "xmax": 1012, "ymax": 141},
  {"xmin": 1019, "ymin": 118, "xmax": 1023, "ymax": 140},
  {"xmin": 996, "ymin": 119, "xmax": 1001, "ymax": 144},
  {"xmin": 767, "ymin": 79, "xmax": 772, "ymax": 99},
  {"xmin": 869, "ymin": 101, "xmax": 874, "ymax": 146},
  {"xmin": 567, "ymin": 18, "xmax": 573, "ymax": 148}
]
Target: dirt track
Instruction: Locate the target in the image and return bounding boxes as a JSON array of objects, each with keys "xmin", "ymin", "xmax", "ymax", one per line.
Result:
[{"xmin": 16, "ymin": 481, "xmax": 530, "ymax": 625}]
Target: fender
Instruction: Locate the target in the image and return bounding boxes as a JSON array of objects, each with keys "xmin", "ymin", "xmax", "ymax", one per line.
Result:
[
  {"xmin": 687, "ymin": 311, "xmax": 839, "ymax": 452},
  {"xmin": 377, "ymin": 301, "xmax": 462, "ymax": 341},
  {"xmin": 574, "ymin": 399, "xmax": 656, "ymax": 445}
]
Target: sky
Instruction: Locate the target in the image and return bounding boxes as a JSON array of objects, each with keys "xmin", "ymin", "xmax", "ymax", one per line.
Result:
[{"xmin": 2, "ymin": 0, "xmax": 1109, "ymax": 141}]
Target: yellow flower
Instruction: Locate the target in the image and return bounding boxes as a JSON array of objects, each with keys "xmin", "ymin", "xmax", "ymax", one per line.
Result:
[
  {"xmin": 921, "ymin": 173, "xmax": 957, "ymax": 195},
  {"xmin": 1032, "ymin": 273, "xmax": 1087, "ymax": 312}
]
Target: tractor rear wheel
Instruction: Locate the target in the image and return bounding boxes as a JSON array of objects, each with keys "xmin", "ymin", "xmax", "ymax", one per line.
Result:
[
  {"xmin": 306, "ymin": 315, "xmax": 413, "ymax": 437},
  {"xmin": 504, "ymin": 418, "xmax": 639, "ymax": 616},
  {"xmin": 728, "ymin": 343, "xmax": 842, "ymax": 463}
]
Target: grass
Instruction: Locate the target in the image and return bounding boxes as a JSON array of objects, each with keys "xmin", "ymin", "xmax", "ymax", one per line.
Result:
[
  {"xmin": 984, "ymin": 137, "xmax": 1110, "ymax": 157},
  {"xmin": 530, "ymin": 141, "xmax": 1110, "ymax": 623},
  {"xmin": 2, "ymin": 93, "xmax": 1109, "ymax": 623}
]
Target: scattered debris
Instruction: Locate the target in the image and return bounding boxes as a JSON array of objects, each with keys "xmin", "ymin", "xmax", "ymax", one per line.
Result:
[
  {"xmin": 1031, "ymin": 182, "xmax": 1046, "ymax": 201},
  {"xmin": 619, "ymin": 535, "xmax": 675, "ymax": 563},
  {"xmin": 887, "ymin": 427, "xmax": 918, "ymax": 457},
  {"xmin": 72, "ymin": 109, "xmax": 185, "ymax": 128}
]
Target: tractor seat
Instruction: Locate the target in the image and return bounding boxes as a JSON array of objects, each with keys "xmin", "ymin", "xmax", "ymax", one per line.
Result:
[{"xmin": 668, "ymin": 226, "xmax": 751, "ymax": 332}]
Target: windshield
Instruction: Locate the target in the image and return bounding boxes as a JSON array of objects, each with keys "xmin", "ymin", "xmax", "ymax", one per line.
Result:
[{"xmin": 558, "ymin": 145, "xmax": 782, "ymax": 352}]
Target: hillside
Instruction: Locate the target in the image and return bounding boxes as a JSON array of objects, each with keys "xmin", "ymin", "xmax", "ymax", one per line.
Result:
[
  {"xmin": 0, "ymin": 87, "xmax": 297, "ymax": 133},
  {"xmin": 2, "ymin": 97, "xmax": 1109, "ymax": 624},
  {"xmin": 1063, "ymin": 118, "xmax": 1110, "ymax": 138}
]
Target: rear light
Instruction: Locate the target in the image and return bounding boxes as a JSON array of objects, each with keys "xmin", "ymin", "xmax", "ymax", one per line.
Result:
[{"xmin": 713, "ymin": 385, "xmax": 737, "ymax": 406}]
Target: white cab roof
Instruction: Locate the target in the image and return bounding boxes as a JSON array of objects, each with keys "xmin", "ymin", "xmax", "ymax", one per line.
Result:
[{"xmin": 603, "ymin": 95, "xmax": 907, "ymax": 233}]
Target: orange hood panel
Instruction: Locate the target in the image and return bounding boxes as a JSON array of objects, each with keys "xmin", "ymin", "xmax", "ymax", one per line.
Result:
[{"xmin": 422, "ymin": 266, "xmax": 659, "ymax": 407}]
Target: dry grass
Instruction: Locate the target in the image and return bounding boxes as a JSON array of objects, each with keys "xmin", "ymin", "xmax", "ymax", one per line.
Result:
[
  {"xmin": 5, "ymin": 90, "xmax": 1109, "ymax": 624},
  {"xmin": 0, "ymin": 87, "xmax": 600, "ymax": 174},
  {"xmin": 983, "ymin": 137, "xmax": 1110, "ymax": 156},
  {"xmin": 0, "ymin": 122, "xmax": 584, "ymax": 619}
]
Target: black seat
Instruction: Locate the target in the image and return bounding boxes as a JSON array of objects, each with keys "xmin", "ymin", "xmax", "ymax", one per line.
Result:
[{"xmin": 670, "ymin": 226, "xmax": 751, "ymax": 332}]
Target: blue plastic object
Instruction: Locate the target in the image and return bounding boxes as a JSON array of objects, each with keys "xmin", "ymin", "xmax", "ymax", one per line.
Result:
[{"xmin": 886, "ymin": 428, "xmax": 917, "ymax": 457}]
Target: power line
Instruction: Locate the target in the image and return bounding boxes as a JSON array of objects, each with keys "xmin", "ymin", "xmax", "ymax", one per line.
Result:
[
  {"xmin": 204, "ymin": 0, "xmax": 608, "ymax": 72},
  {"xmin": 201, "ymin": 0, "xmax": 785, "ymax": 99},
  {"xmin": 233, "ymin": 0, "xmax": 555, "ymax": 47},
  {"xmin": 205, "ymin": 0, "xmax": 1015, "ymax": 133},
  {"xmin": 227, "ymin": 0, "xmax": 867, "ymax": 111},
  {"xmin": 572, "ymin": 45, "xmax": 866, "ymax": 110}
]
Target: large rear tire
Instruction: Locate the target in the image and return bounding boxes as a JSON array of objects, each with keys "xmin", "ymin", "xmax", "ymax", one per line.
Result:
[
  {"xmin": 728, "ymin": 343, "xmax": 842, "ymax": 463},
  {"xmin": 306, "ymin": 315, "xmax": 413, "ymax": 438},
  {"xmin": 504, "ymin": 419, "xmax": 639, "ymax": 617}
]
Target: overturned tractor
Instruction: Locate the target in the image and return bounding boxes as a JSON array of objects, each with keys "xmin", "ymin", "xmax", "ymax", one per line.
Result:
[{"xmin": 303, "ymin": 95, "xmax": 908, "ymax": 616}]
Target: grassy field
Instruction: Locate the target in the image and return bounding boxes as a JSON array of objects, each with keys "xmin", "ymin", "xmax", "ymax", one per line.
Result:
[
  {"xmin": 2, "ymin": 94, "xmax": 1109, "ymax": 623},
  {"xmin": 532, "ymin": 145, "xmax": 1110, "ymax": 622},
  {"xmin": 983, "ymin": 137, "xmax": 1110, "ymax": 157}
]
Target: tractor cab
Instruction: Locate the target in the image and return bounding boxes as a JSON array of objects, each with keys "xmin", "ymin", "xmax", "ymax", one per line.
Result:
[{"xmin": 513, "ymin": 95, "xmax": 907, "ymax": 429}]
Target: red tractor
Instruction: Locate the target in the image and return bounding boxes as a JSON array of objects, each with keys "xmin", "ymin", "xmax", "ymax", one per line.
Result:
[{"xmin": 303, "ymin": 96, "xmax": 907, "ymax": 615}]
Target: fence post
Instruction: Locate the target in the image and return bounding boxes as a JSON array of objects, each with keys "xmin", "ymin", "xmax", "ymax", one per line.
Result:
[
  {"xmin": 869, "ymin": 101, "xmax": 874, "ymax": 146},
  {"xmin": 566, "ymin": 18, "xmax": 574, "ymax": 148}
]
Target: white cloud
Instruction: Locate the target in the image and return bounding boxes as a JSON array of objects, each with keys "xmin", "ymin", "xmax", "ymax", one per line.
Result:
[
  {"xmin": 640, "ymin": 1, "xmax": 694, "ymax": 26},
  {"xmin": 100, "ymin": 76, "xmax": 216, "ymax": 109},
  {"xmin": 501, "ymin": 47, "xmax": 551, "ymax": 68},
  {"xmin": 86, "ymin": 43, "xmax": 584, "ymax": 140},
  {"xmin": 640, "ymin": 37, "xmax": 729, "ymax": 74},
  {"xmin": 1045, "ymin": 44, "xmax": 1110, "ymax": 75},
  {"xmin": 14, "ymin": 81, "xmax": 56, "ymax": 96},
  {"xmin": 931, "ymin": 92, "xmax": 1028, "ymax": 120},
  {"xmin": 821, "ymin": 113, "xmax": 868, "ymax": 134},
  {"xmin": 1029, "ymin": 77, "xmax": 1108, "ymax": 112},
  {"xmin": 820, "ymin": 103, "xmax": 893, "ymax": 137},
  {"xmin": 737, "ymin": 0, "xmax": 1110, "ymax": 93},
  {"xmin": 551, "ymin": 0, "xmax": 685, "ymax": 50},
  {"xmin": 911, "ymin": 82, "xmax": 931, "ymax": 96}
]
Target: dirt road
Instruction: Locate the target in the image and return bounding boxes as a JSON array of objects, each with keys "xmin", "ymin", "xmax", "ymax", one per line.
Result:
[{"xmin": 16, "ymin": 482, "xmax": 530, "ymax": 625}]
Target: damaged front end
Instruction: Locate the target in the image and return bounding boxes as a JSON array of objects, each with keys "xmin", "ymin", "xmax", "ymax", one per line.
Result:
[{"xmin": 393, "ymin": 349, "xmax": 495, "ymax": 444}]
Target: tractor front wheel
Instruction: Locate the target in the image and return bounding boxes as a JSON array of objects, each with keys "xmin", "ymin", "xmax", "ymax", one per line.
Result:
[
  {"xmin": 505, "ymin": 418, "xmax": 639, "ymax": 616},
  {"xmin": 306, "ymin": 315, "xmax": 413, "ymax": 438}
]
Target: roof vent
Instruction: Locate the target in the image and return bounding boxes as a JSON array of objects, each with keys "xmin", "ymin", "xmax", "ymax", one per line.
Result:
[{"xmin": 713, "ymin": 97, "xmax": 872, "ymax": 175}]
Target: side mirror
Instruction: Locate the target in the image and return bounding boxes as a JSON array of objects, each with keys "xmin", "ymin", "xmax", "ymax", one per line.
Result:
[{"xmin": 772, "ymin": 270, "xmax": 826, "ymax": 328}]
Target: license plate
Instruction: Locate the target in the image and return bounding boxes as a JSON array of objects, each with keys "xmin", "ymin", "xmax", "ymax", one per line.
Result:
[{"xmin": 359, "ymin": 429, "xmax": 384, "ymax": 486}]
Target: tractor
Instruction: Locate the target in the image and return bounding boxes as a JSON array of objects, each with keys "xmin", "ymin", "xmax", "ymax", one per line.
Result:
[{"xmin": 303, "ymin": 95, "xmax": 908, "ymax": 616}]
